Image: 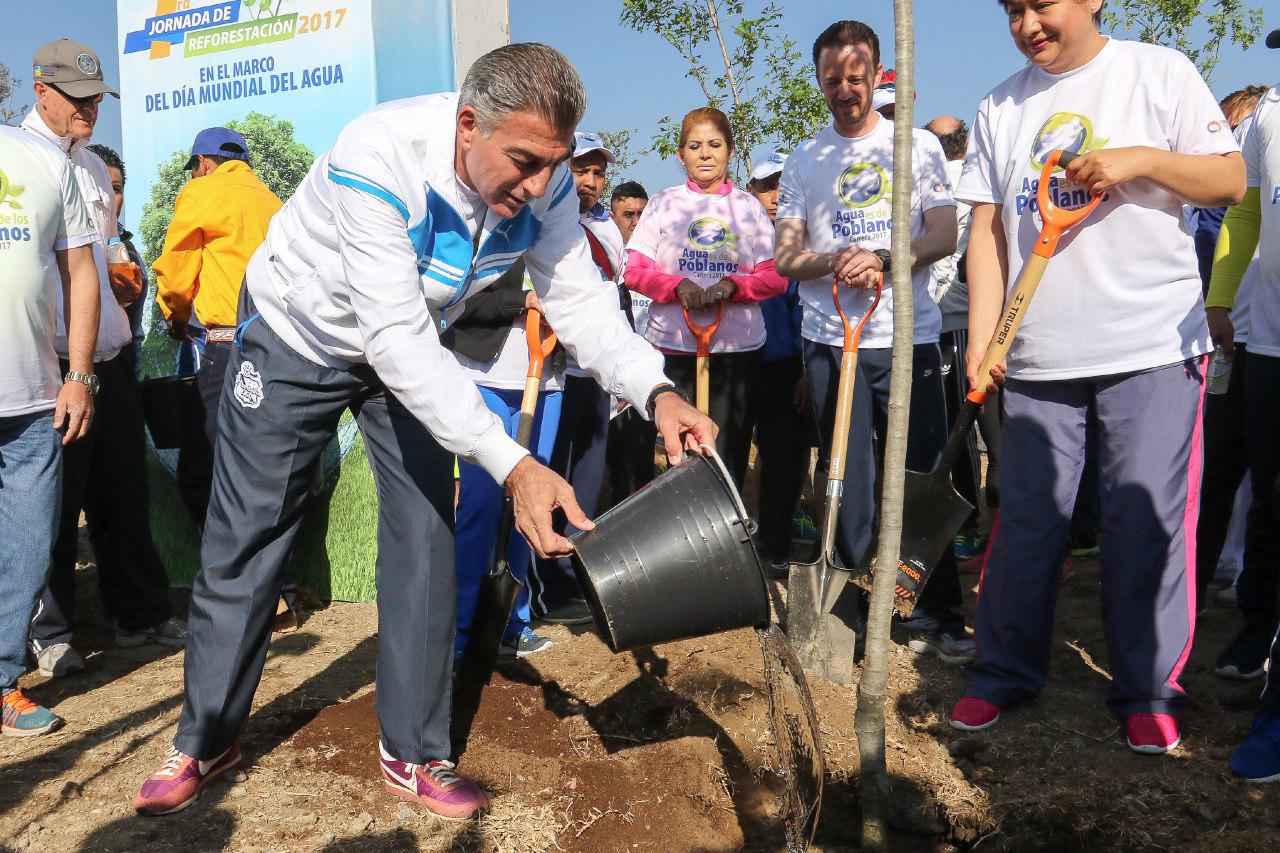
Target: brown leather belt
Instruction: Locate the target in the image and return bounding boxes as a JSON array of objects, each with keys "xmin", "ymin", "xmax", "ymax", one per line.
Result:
[{"xmin": 206, "ymin": 326, "xmax": 236, "ymax": 343}]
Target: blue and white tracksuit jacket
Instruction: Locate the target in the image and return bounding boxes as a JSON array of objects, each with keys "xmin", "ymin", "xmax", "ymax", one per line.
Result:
[{"xmin": 244, "ymin": 92, "xmax": 669, "ymax": 483}]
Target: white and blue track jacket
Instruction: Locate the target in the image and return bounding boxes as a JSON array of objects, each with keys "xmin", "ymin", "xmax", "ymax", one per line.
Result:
[{"xmin": 245, "ymin": 93, "xmax": 669, "ymax": 482}]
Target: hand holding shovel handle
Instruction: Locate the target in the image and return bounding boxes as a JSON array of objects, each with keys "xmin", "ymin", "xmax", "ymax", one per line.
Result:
[
  {"xmin": 784, "ymin": 274, "xmax": 882, "ymax": 684},
  {"xmin": 683, "ymin": 303, "xmax": 724, "ymax": 415},
  {"xmin": 941, "ymin": 149, "xmax": 1103, "ymax": 473},
  {"xmin": 851, "ymin": 149, "xmax": 1104, "ymax": 618},
  {"xmin": 818, "ymin": 275, "xmax": 883, "ymax": 561}
]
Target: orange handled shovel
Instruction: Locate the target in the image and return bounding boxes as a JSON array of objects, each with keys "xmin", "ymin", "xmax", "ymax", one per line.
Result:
[
  {"xmin": 683, "ymin": 303, "xmax": 724, "ymax": 415},
  {"xmin": 456, "ymin": 308, "xmax": 559, "ymax": 692},
  {"xmin": 852, "ymin": 148, "xmax": 1103, "ymax": 617},
  {"xmin": 786, "ymin": 275, "xmax": 882, "ymax": 684}
]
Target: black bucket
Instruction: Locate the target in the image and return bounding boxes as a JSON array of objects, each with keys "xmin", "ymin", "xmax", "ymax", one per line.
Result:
[
  {"xmin": 139, "ymin": 375, "xmax": 196, "ymax": 450},
  {"xmin": 570, "ymin": 447, "xmax": 770, "ymax": 653}
]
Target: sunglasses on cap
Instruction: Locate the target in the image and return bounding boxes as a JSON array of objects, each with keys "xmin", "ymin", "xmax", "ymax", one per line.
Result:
[{"xmin": 46, "ymin": 84, "xmax": 102, "ymax": 108}]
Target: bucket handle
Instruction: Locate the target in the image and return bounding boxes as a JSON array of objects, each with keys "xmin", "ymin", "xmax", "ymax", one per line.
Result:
[{"xmin": 698, "ymin": 443, "xmax": 756, "ymax": 535}]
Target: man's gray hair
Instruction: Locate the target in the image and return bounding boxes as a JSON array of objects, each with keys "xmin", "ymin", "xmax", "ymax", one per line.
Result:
[{"xmin": 458, "ymin": 43, "xmax": 586, "ymax": 136}]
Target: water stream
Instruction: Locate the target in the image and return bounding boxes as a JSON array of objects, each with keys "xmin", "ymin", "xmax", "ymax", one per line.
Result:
[{"xmin": 757, "ymin": 622, "xmax": 825, "ymax": 851}]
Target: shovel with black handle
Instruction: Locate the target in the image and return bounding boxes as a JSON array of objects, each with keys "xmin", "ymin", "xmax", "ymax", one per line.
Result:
[
  {"xmin": 452, "ymin": 308, "xmax": 558, "ymax": 754},
  {"xmin": 851, "ymin": 148, "xmax": 1103, "ymax": 616},
  {"xmin": 785, "ymin": 274, "xmax": 882, "ymax": 685}
]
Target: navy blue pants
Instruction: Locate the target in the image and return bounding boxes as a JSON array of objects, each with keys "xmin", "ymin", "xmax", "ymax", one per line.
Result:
[
  {"xmin": 176, "ymin": 298, "xmax": 457, "ymax": 764},
  {"xmin": 1244, "ymin": 353, "xmax": 1280, "ymax": 711},
  {"xmin": 966, "ymin": 359, "xmax": 1205, "ymax": 717},
  {"xmin": 803, "ymin": 341, "xmax": 964, "ymax": 633}
]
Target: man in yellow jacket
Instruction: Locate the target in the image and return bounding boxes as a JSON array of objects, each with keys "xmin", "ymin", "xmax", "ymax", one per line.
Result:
[{"xmin": 154, "ymin": 127, "xmax": 281, "ymax": 530}]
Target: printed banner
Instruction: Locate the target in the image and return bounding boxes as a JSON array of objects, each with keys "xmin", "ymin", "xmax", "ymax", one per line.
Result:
[{"xmin": 115, "ymin": 0, "xmax": 462, "ymax": 600}]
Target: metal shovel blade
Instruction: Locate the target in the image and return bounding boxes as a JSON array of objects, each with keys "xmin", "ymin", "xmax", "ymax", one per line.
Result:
[
  {"xmin": 786, "ymin": 556, "xmax": 862, "ymax": 685},
  {"xmin": 456, "ymin": 498, "xmax": 521, "ymax": 686},
  {"xmin": 852, "ymin": 467, "xmax": 974, "ymax": 617}
]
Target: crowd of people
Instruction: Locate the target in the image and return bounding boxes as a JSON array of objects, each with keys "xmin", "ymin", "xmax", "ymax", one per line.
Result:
[{"xmin": 2, "ymin": 0, "xmax": 1279, "ymax": 827}]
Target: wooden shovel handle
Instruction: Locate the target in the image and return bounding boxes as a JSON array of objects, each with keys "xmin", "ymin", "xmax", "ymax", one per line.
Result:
[
  {"xmin": 684, "ymin": 303, "xmax": 723, "ymax": 415},
  {"xmin": 968, "ymin": 149, "xmax": 1102, "ymax": 406},
  {"xmin": 517, "ymin": 308, "xmax": 558, "ymax": 448},
  {"xmin": 826, "ymin": 275, "xmax": 884, "ymax": 485}
]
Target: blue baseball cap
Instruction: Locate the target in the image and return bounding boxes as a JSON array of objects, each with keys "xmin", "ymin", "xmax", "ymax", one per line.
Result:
[{"xmin": 185, "ymin": 127, "xmax": 250, "ymax": 170}]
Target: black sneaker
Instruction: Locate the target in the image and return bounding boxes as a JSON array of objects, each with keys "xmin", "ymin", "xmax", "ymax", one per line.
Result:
[
  {"xmin": 540, "ymin": 599, "xmax": 594, "ymax": 626},
  {"xmin": 907, "ymin": 630, "xmax": 976, "ymax": 665},
  {"xmin": 1215, "ymin": 626, "xmax": 1273, "ymax": 681}
]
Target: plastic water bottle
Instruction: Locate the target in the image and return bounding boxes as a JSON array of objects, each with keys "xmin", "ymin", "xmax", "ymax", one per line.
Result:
[{"xmin": 1207, "ymin": 346, "xmax": 1232, "ymax": 396}]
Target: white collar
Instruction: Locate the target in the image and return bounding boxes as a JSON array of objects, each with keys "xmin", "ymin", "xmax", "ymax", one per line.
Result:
[{"xmin": 21, "ymin": 108, "xmax": 89, "ymax": 157}]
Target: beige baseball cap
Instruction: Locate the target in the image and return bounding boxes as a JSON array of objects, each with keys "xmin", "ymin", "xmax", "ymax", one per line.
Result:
[{"xmin": 33, "ymin": 39, "xmax": 119, "ymax": 100}]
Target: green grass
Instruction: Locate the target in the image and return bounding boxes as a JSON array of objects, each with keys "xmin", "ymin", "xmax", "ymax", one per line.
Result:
[{"xmin": 148, "ymin": 434, "xmax": 381, "ymax": 603}]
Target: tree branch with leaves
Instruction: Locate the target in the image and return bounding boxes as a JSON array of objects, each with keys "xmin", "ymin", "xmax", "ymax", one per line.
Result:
[
  {"xmin": 1104, "ymin": 0, "xmax": 1263, "ymax": 82},
  {"xmin": 0, "ymin": 63, "xmax": 30, "ymax": 126},
  {"xmin": 620, "ymin": 0, "xmax": 827, "ymax": 183}
]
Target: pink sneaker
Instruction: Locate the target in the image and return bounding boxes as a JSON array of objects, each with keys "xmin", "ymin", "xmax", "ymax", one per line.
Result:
[
  {"xmin": 134, "ymin": 743, "xmax": 241, "ymax": 815},
  {"xmin": 1127, "ymin": 713, "xmax": 1180, "ymax": 754},
  {"xmin": 950, "ymin": 696, "xmax": 1001, "ymax": 732},
  {"xmin": 379, "ymin": 742, "xmax": 486, "ymax": 820}
]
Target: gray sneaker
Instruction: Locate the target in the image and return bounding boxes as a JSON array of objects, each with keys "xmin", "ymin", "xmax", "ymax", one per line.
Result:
[
  {"xmin": 500, "ymin": 628, "xmax": 553, "ymax": 658},
  {"xmin": 908, "ymin": 630, "xmax": 977, "ymax": 665},
  {"xmin": 34, "ymin": 642, "xmax": 86, "ymax": 678},
  {"xmin": 114, "ymin": 618, "xmax": 189, "ymax": 648}
]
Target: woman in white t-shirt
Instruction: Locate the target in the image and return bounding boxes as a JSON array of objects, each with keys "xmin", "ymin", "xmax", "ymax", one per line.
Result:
[
  {"xmin": 624, "ymin": 107, "xmax": 787, "ymax": 484},
  {"xmin": 950, "ymin": 0, "xmax": 1245, "ymax": 755}
]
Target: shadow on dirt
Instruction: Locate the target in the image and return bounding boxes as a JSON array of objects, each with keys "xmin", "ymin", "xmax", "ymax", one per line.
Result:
[{"xmin": 66, "ymin": 634, "xmax": 373, "ymax": 851}]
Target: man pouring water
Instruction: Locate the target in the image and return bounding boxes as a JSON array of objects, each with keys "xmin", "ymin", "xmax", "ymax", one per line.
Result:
[{"xmin": 134, "ymin": 43, "xmax": 715, "ymax": 820}]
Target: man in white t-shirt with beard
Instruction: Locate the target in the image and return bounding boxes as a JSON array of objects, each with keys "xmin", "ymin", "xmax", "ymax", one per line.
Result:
[{"xmin": 775, "ymin": 19, "xmax": 972, "ymax": 662}]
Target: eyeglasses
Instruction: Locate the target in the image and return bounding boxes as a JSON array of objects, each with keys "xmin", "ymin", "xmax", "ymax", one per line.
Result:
[{"xmin": 46, "ymin": 84, "xmax": 102, "ymax": 108}]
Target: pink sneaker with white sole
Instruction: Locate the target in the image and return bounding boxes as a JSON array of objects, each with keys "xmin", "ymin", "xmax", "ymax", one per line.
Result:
[
  {"xmin": 1127, "ymin": 713, "xmax": 1180, "ymax": 754},
  {"xmin": 379, "ymin": 742, "xmax": 486, "ymax": 820},
  {"xmin": 950, "ymin": 696, "xmax": 1001, "ymax": 732},
  {"xmin": 134, "ymin": 743, "xmax": 241, "ymax": 815}
]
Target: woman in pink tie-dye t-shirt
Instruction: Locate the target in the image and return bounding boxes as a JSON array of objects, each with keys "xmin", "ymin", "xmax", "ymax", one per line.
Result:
[{"xmin": 625, "ymin": 107, "xmax": 787, "ymax": 484}]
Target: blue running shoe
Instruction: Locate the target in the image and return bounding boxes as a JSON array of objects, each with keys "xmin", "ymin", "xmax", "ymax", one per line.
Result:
[
  {"xmin": 953, "ymin": 530, "xmax": 982, "ymax": 560},
  {"xmin": 2, "ymin": 690, "xmax": 63, "ymax": 738},
  {"xmin": 1229, "ymin": 710, "xmax": 1280, "ymax": 782}
]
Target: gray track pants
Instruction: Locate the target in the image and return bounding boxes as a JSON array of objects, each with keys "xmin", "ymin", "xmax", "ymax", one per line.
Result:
[
  {"xmin": 175, "ymin": 294, "xmax": 456, "ymax": 763},
  {"xmin": 966, "ymin": 358, "xmax": 1206, "ymax": 717}
]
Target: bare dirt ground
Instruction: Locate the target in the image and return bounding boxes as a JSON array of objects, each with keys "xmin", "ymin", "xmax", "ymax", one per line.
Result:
[{"xmin": 2, "ymin": 544, "xmax": 1279, "ymax": 852}]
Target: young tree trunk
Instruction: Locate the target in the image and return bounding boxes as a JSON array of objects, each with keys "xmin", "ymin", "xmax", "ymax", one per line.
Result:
[
  {"xmin": 855, "ymin": 1, "xmax": 915, "ymax": 849},
  {"xmin": 703, "ymin": 0, "xmax": 753, "ymax": 175}
]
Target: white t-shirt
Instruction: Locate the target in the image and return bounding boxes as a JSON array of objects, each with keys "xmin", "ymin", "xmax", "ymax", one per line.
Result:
[
  {"xmin": 627, "ymin": 181, "xmax": 776, "ymax": 353},
  {"xmin": 566, "ymin": 205, "xmax": 626, "ymax": 377},
  {"xmin": 21, "ymin": 111, "xmax": 132, "ymax": 363},
  {"xmin": 1227, "ymin": 114, "xmax": 1259, "ymax": 344},
  {"xmin": 955, "ymin": 38, "xmax": 1237, "ymax": 380},
  {"xmin": 777, "ymin": 118, "xmax": 953, "ymax": 349},
  {"xmin": 0, "ymin": 126, "xmax": 96, "ymax": 418},
  {"xmin": 1238, "ymin": 86, "xmax": 1280, "ymax": 358},
  {"xmin": 931, "ymin": 158, "xmax": 973, "ymax": 333}
]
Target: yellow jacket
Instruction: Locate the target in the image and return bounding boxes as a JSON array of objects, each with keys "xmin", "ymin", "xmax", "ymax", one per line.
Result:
[{"xmin": 153, "ymin": 160, "xmax": 282, "ymax": 328}]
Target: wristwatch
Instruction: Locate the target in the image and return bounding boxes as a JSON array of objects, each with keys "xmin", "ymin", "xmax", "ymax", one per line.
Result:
[
  {"xmin": 64, "ymin": 370, "xmax": 99, "ymax": 394},
  {"xmin": 645, "ymin": 383, "xmax": 689, "ymax": 418},
  {"xmin": 872, "ymin": 249, "xmax": 892, "ymax": 274}
]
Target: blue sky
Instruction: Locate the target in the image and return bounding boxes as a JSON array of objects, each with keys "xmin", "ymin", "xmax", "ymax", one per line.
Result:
[{"xmin": 5, "ymin": 1, "xmax": 1280, "ymax": 196}]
